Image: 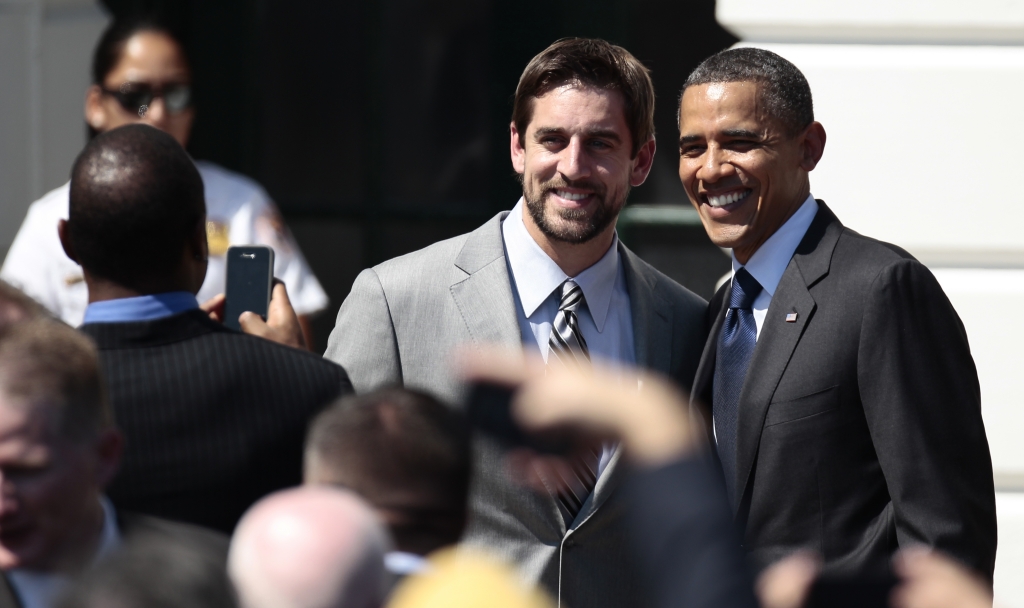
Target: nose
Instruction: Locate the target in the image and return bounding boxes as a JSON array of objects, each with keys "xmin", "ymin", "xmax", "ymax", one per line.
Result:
[
  {"xmin": 557, "ymin": 136, "xmax": 592, "ymax": 182},
  {"xmin": 696, "ymin": 143, "xmax": 736, "ymax": 186}
]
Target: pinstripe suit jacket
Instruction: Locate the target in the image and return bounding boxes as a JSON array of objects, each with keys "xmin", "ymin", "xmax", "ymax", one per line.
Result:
[
  {"xmin": 81, "ymin": 310, "xmax": 352, "ymax": 533},
  {"xmin": 324, "ymin": 211, "xmax": 708, "ymax": 607}
]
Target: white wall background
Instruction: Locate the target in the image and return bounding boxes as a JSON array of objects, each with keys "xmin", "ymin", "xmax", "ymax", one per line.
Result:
[
  {"xmin": 718, "ymin": 0, "xmax": 1024, "ymax": 604},
  {"xmin": 0, "ymin": 0, "xmax": 108, "ymax": 255}
]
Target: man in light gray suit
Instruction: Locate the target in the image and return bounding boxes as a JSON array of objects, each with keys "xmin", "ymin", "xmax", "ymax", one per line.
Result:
[{"xmin": 325, "ymin": 38, "xmax": 707, "ymax": 607}]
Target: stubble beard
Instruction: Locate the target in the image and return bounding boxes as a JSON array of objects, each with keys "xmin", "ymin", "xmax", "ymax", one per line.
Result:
[{"xmin": 523, "ymin": 179, "xmax": 629, "ymax": 245}]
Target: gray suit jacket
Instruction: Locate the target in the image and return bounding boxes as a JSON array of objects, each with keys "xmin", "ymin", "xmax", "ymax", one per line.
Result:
[{"xmin": 325, "ymin": 211, "xmax": 707, "ymax": 607}]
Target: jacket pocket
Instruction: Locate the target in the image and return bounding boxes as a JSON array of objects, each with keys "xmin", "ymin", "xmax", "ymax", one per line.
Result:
[{"xmin": 764, "ymin": 385, "xmax": 839, "ymax": 427}]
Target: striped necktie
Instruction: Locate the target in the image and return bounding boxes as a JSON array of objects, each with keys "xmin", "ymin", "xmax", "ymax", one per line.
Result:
[{"xmin": 548, "ymin": 280, "xmax": 600, "ymax": 522}]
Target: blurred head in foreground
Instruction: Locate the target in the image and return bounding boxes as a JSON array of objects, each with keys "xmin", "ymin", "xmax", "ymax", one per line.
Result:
[
  {"xmin": 0, "ymin": 319, "xmax": 121, "ymax": 572},
  {"xmin": 304, "ymin": 388, "xmax": 471, "ymax": 557},
  {"xmin": 59, "ymin": 123, "xmax": 207, "ymax": 297},
  {"xmin": 56, "ymin": 530, "xmax": 236, "ymax": 608},
  {"xmin": 0, "ymin": 281, "xmax": 49, "ymax": 332},
  {"xmin": 229, "ymin": 486, "xmax": 391, "ymax": 608},
  {"xmin": 388, "ymin": 549, "xmax": 553, "ymax": 608}
]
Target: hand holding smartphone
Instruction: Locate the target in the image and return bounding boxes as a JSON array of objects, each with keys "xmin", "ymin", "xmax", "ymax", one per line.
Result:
[{"xmin": 224, "ymin": 246, "xmax": 275, "ymax": 331}]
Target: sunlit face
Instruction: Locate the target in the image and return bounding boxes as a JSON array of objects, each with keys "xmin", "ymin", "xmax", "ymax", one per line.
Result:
[
  {"xmin": 0, "ymin": 398, "xmax": 105, "ymax": 572},
  {"xmin": 511, "ymin": 85, "xmax": 654, "ymax": 244},
  {"xmin": 85, "ymin": 31, "xmax": 195, "ymax": 146},
  {"xmin": 678, "ymin": 81, "xmax": 819, "ymax": 263}
]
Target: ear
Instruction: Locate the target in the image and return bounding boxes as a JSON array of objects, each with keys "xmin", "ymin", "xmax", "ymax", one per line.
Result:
[
  {"xmin": 510, "ymin": 121, "xmax": 526, "ymax": 175},
  {"xmin": 629, "ymin": 137, "xmax": 657, "ymax": 187},
  {"xmin": 84, "ymin": 85, "xmax": 106, "ymax": 131},
  {"xmin": 93, "ymin": 428, "xmax": 124, "ymax": 489},
  {"xmin": 57, "ymin": 219, "xmax": 79, "ymax": 264},
  {"xmin": 799, "ymin": 122, "xmax": 826, "ymax": 172}
]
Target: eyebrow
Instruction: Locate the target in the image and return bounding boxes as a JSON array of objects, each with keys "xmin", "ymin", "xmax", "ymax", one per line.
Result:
[
  {"xmin": 534, "ymin": 127, "xmax": 622, "ymax": 143},
  {"xmin": 679, "ymin": 129, "xmax": 763, "ymax": 146}
]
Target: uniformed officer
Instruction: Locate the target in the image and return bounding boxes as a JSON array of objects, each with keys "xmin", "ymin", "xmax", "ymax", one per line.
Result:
[{"xmin": 0, "ymin": 17, "xmax": 328, "ymax": 341}]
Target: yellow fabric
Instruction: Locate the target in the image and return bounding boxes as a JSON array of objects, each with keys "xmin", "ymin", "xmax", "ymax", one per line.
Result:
[{"xmin": 388, "ymin": 548, "xmax": 554, "ymax": 608}]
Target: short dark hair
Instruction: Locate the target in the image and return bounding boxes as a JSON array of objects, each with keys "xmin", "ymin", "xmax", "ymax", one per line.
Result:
[
  {"xmin": 681, "ymin": 47, "xmax": 814, "ymax": 135},
  {"xmin": 92, "ymin": 16, "xmax": 190, "ymax": 87},
  {"xmin": 305, "ymin": 388, "xmax": 471, "ymax": 555},
  {"xmin": 0, "ymin": 319, "xmax": 111, "ymax": 442},
  {"xmin": 512, "ymin": 38, "xmax": 655, "ymax": 157},
  {"xmin": 68, "ymin": 124, "xmax": 205, "ymax": 291}
]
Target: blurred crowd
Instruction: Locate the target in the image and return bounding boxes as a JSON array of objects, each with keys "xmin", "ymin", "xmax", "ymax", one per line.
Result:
[{"xmin": 0, "ymin": 14, "xmax": 1003, "ymax": 608}]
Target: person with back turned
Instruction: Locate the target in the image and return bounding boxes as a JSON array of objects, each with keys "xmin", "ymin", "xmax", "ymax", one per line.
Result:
[
  {"xmin": 325, "ymin": 38, "xmax": 707, "ymax": 607},
  {"xmin": 60, "ymin": 123, "xmax": 352, "ymax": 534},
  {"xmin": 677, "ymin": 48, "xmax": 996, "ymax": 582}
]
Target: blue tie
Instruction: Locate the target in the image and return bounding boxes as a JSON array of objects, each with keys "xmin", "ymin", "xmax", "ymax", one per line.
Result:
[{"xmin": 713, "ymin": 268, "xmax": 763, "ymax": 507}]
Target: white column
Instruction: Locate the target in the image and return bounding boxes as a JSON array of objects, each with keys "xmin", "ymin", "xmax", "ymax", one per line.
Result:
[
  {"xmin": 716, "ymin": 1, "xmax": 1024, "ymax": 604},
  {"xmin": 0, "ymin": 0, "xmax": 108, "ymax": 256}
]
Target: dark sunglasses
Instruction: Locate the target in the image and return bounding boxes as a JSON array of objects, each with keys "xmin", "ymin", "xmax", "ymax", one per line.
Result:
[{"xmin": 101, "ymin": 82, "xmax": 192, "ymax": 116}]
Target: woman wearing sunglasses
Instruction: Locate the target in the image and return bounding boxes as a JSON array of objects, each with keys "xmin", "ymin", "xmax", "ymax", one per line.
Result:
[{"xmin": 0, "ymin": 16, "xmax": 328, "ymax": 343}]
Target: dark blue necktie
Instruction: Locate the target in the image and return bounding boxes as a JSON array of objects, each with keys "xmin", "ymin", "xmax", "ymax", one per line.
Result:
[{"xmin": 713, "ymin": 267, "xmax": 763, "ymax": 507}]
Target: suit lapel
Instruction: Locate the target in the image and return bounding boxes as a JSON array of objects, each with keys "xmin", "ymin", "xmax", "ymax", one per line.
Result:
[
  {"xmin": 449, "ymin": 212, "xmax": 522, "ymax": 350},
  {"xmin": 577, "ymin": 246, "xmax": 672, "ymax": 525},
  {"xmin": 733, "ymin": 201, "xmax": 843, "ymax": 511},
  {"xmin": 690, "ymin": 286, "xmax": 728, "ymax": 441},
  {"xmin": 621, "ymin": 245, "xmax": 673, "ymax": 374}
]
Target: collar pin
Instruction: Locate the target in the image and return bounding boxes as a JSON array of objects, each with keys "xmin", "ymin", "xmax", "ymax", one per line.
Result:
[{"xmin": 785, "ymin": 312, "xmax": 798, "ymax": 323}]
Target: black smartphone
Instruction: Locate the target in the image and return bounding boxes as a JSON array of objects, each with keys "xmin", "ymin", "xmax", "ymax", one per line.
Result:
[
  {"xmin": 804, "ymin": 574, "xmax": 898, "ymax": 608},
  {"xmin": 224, "ymin": 246, "xmax": 275, "ymax": 331},
  {"xmin": 464, "ymin": 382, "xmax": 574, "ymax": 455}
]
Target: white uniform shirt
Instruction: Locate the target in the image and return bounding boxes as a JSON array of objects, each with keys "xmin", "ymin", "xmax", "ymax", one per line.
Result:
[{"xmin": 0, "ymin": 161, "xmax": 329, "ymax": 326}]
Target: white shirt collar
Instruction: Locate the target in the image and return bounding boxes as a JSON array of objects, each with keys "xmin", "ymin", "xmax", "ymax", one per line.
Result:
[
  {"xmin": 7, "ymin": 497, "xmax": 121, "ymax": 608},
  {"xmin": 732, "ymin": 194, "xmax": 819, "ymax": 297},
  {"xmin": 502, "ymin": 198, "xmax": 620, "ymax": 332}
]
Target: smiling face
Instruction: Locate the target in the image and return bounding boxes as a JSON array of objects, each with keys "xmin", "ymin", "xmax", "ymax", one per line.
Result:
[
  {"xmin": 511, "ymin": 84, "xmax": 655, "ymax": 248},
  {"xmin": 0, "ymin": 397, "xmax": 109, "ymax": 572},
  {"xmin": 678, "ymin": 81, "xmax": 824, "ymax": 263}
]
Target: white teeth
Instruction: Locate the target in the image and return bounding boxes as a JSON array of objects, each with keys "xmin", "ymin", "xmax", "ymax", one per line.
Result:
[
  {"xmin": 555, "ymin": 190, "xmax": 588, "ymax": 201},
  {"xmin": 707, "ymin": 190, "xmax": 749, "ymax": 208}
]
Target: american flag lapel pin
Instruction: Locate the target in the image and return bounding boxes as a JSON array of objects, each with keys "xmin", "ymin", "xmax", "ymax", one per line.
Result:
[{"xmin": 785, "ymin": 312, "xmax": 798, "ymax": 323}]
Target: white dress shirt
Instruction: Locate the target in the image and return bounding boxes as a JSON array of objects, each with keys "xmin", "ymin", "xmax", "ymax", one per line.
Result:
[
  {"xmin": 501, "ymin": 199, "xmax": 635, "ymax": 477},
  {"xmin": 731, "ymin": 194, "xmax": 819, "ymax": 339},
  {"xmin": 0, "ymin": 161, "xmax": 328, "ymax": 326},
  {"xmin": 501, "ymin": 199, "xmax": 636, "ymax": 366},
  {"xmin": 8, "ymin": 496, "xmax": 121, "ymax": 608}
]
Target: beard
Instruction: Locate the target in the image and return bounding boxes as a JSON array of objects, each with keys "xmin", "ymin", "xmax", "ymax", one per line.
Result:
[{"xmin": 523, "ymin": 178, "xmax": 629, "ymax": 244}]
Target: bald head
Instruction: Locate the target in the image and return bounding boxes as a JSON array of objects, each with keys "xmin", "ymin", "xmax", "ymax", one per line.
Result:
[
  {"xmin": 229, "ymin": 487, "xmax": 391, "ymax": 608},
  {"xmin": 66, "ymin": 123, "xmax": 205, "ymax": 293}
]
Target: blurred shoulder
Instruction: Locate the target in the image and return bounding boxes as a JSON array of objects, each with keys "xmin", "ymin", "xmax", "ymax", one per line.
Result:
[
  {"xmin": 194, "ymin": 161, "xmax": 272, "ymax": 211},
  {"xmin": 118, "ymin": 511, "xmax": 229, "ymax": 562},
  {"xmin": 25, "ymin": 182, "xmax": 71, "ymax": 222}
]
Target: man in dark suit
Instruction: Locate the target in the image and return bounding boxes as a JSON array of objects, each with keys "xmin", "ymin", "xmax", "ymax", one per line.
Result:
[
  {"xmin": 57, "ymin": 124, "xmax": 352, "ymax": 533},
  {"xmin": 0, "ymin": 317, "xmax": 229, "ymax": 608},
  {"xmin": 326, "ymin": 38, "xmax": 707, "ymax": 607},
  {"xmin": 678, "ymin": 48, "xmax": 996, "ymax": 582}
]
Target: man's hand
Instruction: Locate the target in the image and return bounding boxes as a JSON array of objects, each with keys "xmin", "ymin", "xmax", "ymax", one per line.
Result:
[
  {"xmin": 201, "ymin": 282, "xmax": 307, "ymax": 351},
  {"xmin": 892, "ymin": 548, "xmax": 994, "ymax": 608},
  {"xmin": 239, "ymin": 281, "xmax": 307, "ymax": 350},
  {"xmin": 458, "ymin": 347, "xmax": 698, "ymax": 468},
  {"xmin": 756, "ymin": 552, "xmax": 820, "ymax": 608},
  {"xmin": 200, "ymin": 293, "xmax": 225, "ymax": 323}
]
